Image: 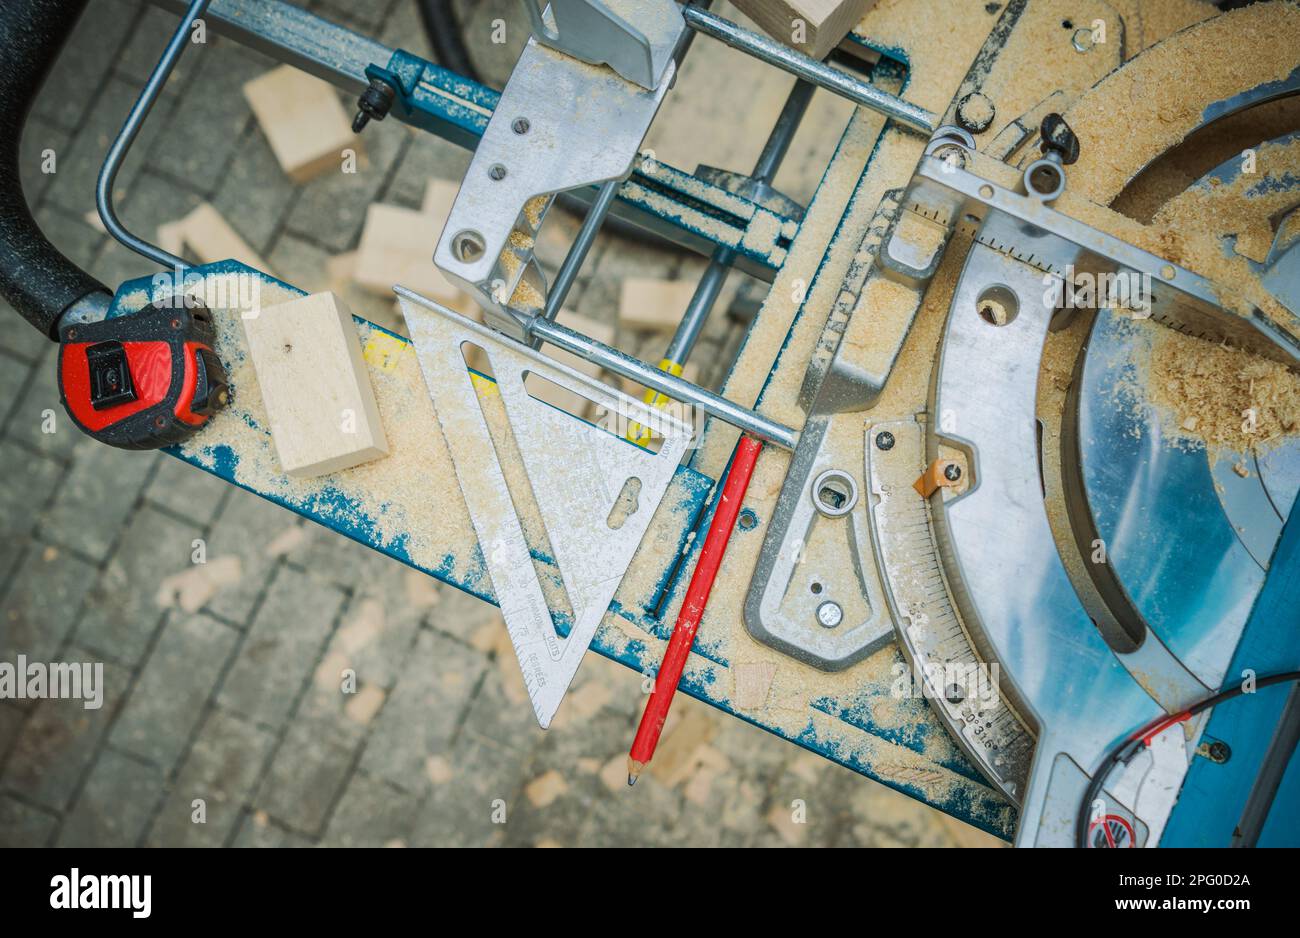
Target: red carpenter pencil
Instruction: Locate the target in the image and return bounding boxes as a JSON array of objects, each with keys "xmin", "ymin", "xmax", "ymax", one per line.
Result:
[{"xmin": 627, "ymin": 435, "xmax": 764, "ymax": 784}]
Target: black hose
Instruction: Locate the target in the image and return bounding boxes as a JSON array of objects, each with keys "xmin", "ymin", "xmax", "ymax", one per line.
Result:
[
  {"xmin": 0, "ymin": 0, "xmax": 110, "ymax": 339},
  {"xmin": 416, "ymin": 0, "xmax": 480, "ymax": 84}
]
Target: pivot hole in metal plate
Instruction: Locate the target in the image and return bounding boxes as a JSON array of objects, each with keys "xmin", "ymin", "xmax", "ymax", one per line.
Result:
[
  {"xmin": 976, "ymin": 284, "xmax": 1019, "ymax": 326},
  {"xmin": 811, "ymin": 468, "xmax": 858, "ymax": 518},
  {"xmin": 452, "ymin": 230, "xmax": 486, "ymax": 264}
]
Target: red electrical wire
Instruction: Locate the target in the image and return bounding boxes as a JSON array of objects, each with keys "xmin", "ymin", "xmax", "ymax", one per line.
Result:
[{"xmin": 627, "ymin": 435, "xmax": 763, "ymax": 784}]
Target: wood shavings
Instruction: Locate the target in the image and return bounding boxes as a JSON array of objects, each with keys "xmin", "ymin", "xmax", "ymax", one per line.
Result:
[
  {"xmin": 1064, "ymin": 3, "xmax": 1300, "ymax": 206},
  {"xmin": 344, "ymin": 684, "xmax": 386, "ymax": 725},
  {"xmin": 524, "ymin": 769, "xmax": 569, "ymax": 808},
  {"xmin": 1142, "ymin": 325, "xmax": 1300, "ymax": 453},
  {"xmin": 155, "ymin": 556, "xmax": 242, "ymax": 612}
]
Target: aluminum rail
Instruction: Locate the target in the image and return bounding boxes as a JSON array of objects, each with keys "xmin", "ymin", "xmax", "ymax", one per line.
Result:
[{"xmin": 680, "ymin": 5, "xmax": 936, "ymax": 135}]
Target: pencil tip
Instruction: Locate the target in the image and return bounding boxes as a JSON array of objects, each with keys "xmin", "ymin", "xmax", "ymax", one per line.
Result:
[{"xmin": 627, "ymin": 774, "xmax": 637, "ymax": 787}]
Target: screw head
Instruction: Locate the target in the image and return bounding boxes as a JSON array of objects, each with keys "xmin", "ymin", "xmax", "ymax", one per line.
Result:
[
  {"xmin": 875, "ymin": 430, "xmax": 895, "ymax": 451},
  {"xmin": 816, "ymin": 601, "xmax": 843, "ymax": 629},
  {"xmin": 943, "ymin": 463, "xmax": 962, "ymax": 482},
  {"xmin": 1207, "ymin": 741, "xmax": 1231, "ymax": 763}
]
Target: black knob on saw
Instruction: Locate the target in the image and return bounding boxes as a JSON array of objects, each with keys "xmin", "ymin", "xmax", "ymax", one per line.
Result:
[
  {"xmin": 1039, "ymin": 113, "xmax": 1080, "ymax": 166},
  {"xmin": 353, "ymin": 77, "xmax": 396, "ymax": 133}
]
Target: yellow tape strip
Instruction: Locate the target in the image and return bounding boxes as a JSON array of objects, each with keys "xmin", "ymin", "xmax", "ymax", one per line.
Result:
[{"xmin": 625, "ymin": 358, "xmax": 684, "ymax": 446}]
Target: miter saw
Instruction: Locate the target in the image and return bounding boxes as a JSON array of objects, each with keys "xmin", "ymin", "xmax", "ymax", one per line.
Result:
[{"xmin": 2, "ymin": 0, "xmax": 1298, "ymax": 847}]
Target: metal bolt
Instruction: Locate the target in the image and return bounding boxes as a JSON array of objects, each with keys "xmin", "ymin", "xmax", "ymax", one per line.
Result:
[
  {"xmin": 943, "ymin": 463, "xmax": 962, "ymax": 482},
  {"xmin": 816, "ymin": 601, "xmax": 843, "ymax": 629},
  {"xmin": 875, "ymin": 430, "xmax": 895, "ymax": 451},
  {"xmin": 512, "ymin": 117, "xmax": 530, "ymax": 135},
  {"xmin": 353, "ymin": 77, "xmax": 396, "ymax": 133},
  {"xmin": 488, "ymin": 164, "xmax": 508, "ymax": 181},
  {"xmin": 1206, "ymin": 740, "xmax": 1231, "ymax": 764}
]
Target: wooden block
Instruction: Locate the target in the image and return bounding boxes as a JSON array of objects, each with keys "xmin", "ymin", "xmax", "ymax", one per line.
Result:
[
  {"xmin": 170, "ymin": 203, "xmax": 274, "ymax": 274},
  {"xmin": 355, "ymin": 203, "xmax": 462, "ymax": 304},
  {"xmin": 422, "ymin": 178, "xmax": 460, "ymax": 224},
  {"xmin": 242, "ymin": 65, "xmax": 361, "ymax": 183},
  {"xmin": 325, "ymin": 251, "xmax": 358, "ymax": 293},
  {"xmin": 156, "ymin": 219, "xmax": 186, "ymax": 256},
  {"xmin": 618, "ymin": 277, "xmax": 697, "ymax": 333},
  {"xmin": 242, "ymin": 291, "xmax": 388, "ymax": 478},
  {"xmin": 731, "ymin": 0, "xmax": 876, "ymax": 59}
]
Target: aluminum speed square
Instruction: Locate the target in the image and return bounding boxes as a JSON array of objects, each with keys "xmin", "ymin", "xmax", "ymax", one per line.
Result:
[{"xmin": 399, "ymin": 287, "xmax": 695, "ymax": 728}]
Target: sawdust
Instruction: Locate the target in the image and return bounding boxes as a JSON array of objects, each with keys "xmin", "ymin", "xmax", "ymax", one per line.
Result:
[
  {"xmin": 1142, "ymin": 325, "xmax": 1300, "ymax": 452},
  {"xmin": 177, "ymin": 275, "xmax": 482, "ymax": 589},
  {"xmin": 1064, "ymin": 2, "xmax": 1300, "ymax": 206}
]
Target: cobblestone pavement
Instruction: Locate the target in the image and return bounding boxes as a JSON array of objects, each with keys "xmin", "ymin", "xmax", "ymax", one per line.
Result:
[{"xmin": 0, "ymin": 0, "xmax": 1000, "ymax": 847}]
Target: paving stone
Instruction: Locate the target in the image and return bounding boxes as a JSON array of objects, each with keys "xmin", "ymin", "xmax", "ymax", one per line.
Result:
[
  {"xmin": 359, "ymin": 629, "xmax": 487, "ymax": 792},
  {"xmin": 47, "ymin": 76, "xmax": 179, "ymax": 219},
  {"xmin": 410, "ymin": 736, "xmax": 525, "ymax": 847},
  {"xmin": 230, "ymin": 810, "xmax": 313, "ymax": 847},
  {"xmin": 148, "ymin": 45, "xmax": 268, "ymax": 199},
  {"xmin": 114, "ymin": 3, "xmax": 206, "ymax": 86},
  {"xmin": 283, "ymin": 108, "xmax": 407, "ymax": 253},
  {"xmin": 5, "ymin": 345, "xmax": 80, "ymax": 462},
  {"xmin": 0, "ymin": 702, "xmax": 26, "ymax": 764},
  {"xmin": 75, "ymin": 505, "xmax": 194, "ymax": 665},
  {"xmin": 320, "ymin": 769, "xmax": 420, "ymax": 847},
  {"xmin": 56, "ymin": 748, "xmax": 166, "ymax": 847},
  {"xmin": 382, "ymin": 128, "xmax": 471, "ymax": 212},
  {"xmin": 318, "ymin": 577, "xmax": 426, "ymax": 690},
  {"xmin": 0, "ymin": 447, "xmax": 62, "ymax": 585},
  {"xmin": 90, "ymin": 237, "xmax": 172, "ymax": 296},
  {"xmin": 19, "ymin": 118, "xmax": 71, "ymax": 208},
  {"xmin": 0, "ymin": 353, "xmax": 34, "ymax": 442},
  {"xmin": 217, "ymin": 566, "xmax": 346, "ymax": 727},
  {"xmin": 41, "ymin": 436, "xmax": 159, "ymax": 562},
  {"xmin": 32, "ymin": 0, "xmax": 140, "ymax": 131},
  {"xmin": 32, "ymin": 203, "xmax": 107, "ymax": 289},
  {"xmin": 283, "ymin": 522, "xmax": 401, "ymax": 592},
  {"xmin": 110, "ymin": 612, "xmax": 238, "ymax": 771},
  {"xmin": 0, "ymin": 542, "xmax": 97, "ymax": 664},
  {"xmin": 0, "ymin": 298, "xmax": 56, "ymax": 364},
  {"xmin": 254, "ymin": 716, "xmax": 359, "ymax": 835},
  {"xmin": 457, "ymin": 636, "xmax": 546, "ymax": 755},
  {"xmin": 202, "ymin": 486, "xmax": 294, "ymax": 623},
  {"xmin": 146, "ymin": 708, "xmax": 275, "ymax": 847},
  {"xmin": 109, "ymin": 169, "xmax": 206, "ymax": 255},
  {"xmin": 143, "ymin": 454, "xmax": 228, "ymax": 526},
  {"xmin": 0, "ymin": 794, "xmax": 58, "ymax": 847},
  {"xmin": 0, "ymin": 652, "xmax": 129, "ymax": 811},
  {"xmin": 210, "ymin": 121, "xmax": 298, "ymax": 256}
]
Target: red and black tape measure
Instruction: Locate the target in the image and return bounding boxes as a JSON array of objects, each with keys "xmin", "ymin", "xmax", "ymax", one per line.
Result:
[{"xmin": 57, "ymin": 299, "xmax": 229, "ymax": 450}]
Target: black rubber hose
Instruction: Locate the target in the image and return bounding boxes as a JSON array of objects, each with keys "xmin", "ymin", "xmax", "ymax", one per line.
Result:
[
  {"xmin": 417, "ymin": 0, "xmax": 481, "ymax": 85},
  {"xmin": 0, "ymin": 0, "xmax": 110, "ymax": 339}
]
